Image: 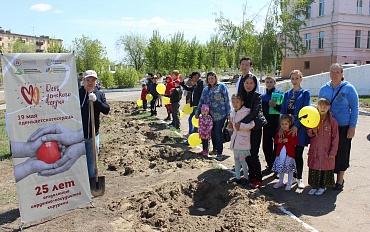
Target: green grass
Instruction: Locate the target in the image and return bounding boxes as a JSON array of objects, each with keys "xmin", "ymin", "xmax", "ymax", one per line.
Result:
[{"xmin": 0, "ymin": 110, "xmax": 11, "ymax": 160}]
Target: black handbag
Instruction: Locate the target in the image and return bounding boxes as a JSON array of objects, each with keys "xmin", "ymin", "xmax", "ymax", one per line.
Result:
[{"xmin": 223, "ymin": 119, "xmax": 232, "ymax": 143}]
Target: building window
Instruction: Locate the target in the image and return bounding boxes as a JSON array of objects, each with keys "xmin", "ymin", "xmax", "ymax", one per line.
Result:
[
  {"xmin": 367, "ymin": 31, "xmax": 370, "ymax": 49},
  {"xmin": 357, "ymin": 0, "xmax": 363, "ymax": 14},
  {"xmin": 305, "ymin": 33, "xmax": 311, "ymax": 50},
  {"xmin": 318, "ymin": 31, "xmax": 324, "ymax": 49},
  {"xmin": 354, "ymin": 60, "xmax": 361, "ymax": 65},
  {"xmin": 304, "ymin": 61, "xmax": 310, "ymax": 69},
  {"xmin": 319, "ymin": 0, "xmax": 325, "ymax": 16},
  {"xmin": 306, "ymin": 4, "xmax": 312, "ymax": 19},
  {"xmin": 355, "ymin": 30, "xmax": 362, "ymax": 48}
]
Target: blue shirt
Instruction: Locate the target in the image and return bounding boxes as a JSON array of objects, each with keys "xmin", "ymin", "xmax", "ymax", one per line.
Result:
[{"xmin": 318, "ymin": 81, "xmax": 358, "ymax": 128}]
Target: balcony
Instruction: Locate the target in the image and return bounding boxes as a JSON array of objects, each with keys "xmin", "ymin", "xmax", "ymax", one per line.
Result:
[{"xmin": 36, "ymin": 41, "xmax": 43, "ymax": 46}]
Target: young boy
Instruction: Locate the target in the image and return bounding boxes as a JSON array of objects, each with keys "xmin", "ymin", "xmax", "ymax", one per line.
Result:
[
  {"xmin": 140, "ymin": 83, "xmax": 148, "ymax": 111},
  {"xmin": 148, "ymin": 75, "xmax": 159, "ymax": 116},
  {"xmin": 165, "ymin": 79, "xmax": 183, "ymax": 129},
  {"xmin": 261, "ymin": 76, "xmax": 283, "ymax": 175}
]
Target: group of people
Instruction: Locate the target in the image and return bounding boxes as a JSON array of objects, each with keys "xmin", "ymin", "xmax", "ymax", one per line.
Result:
[{"xmin": 140, "ymin": 58, "xmax": 359, "ymax": 194}]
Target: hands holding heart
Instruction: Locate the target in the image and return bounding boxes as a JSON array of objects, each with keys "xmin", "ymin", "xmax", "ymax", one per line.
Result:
[{"xmin": 12, "ymin": 124, "xmax": 85, "ymax": 182}]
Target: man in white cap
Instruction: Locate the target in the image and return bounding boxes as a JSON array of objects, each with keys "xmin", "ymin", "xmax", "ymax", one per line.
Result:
[{"xmin": 79, "ymin": 70, "xmax": 110, "ymax": 182}]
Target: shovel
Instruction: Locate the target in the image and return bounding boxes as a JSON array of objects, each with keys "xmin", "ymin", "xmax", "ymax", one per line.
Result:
[{"xmin": 89, "ymin": 100, "xmax": 105, "ymax": 197}]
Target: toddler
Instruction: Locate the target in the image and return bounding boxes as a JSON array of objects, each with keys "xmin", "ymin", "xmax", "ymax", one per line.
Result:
[
  {"xmin": 272, "ymin": 114, "xmax": 298, "ymax": 191},
  {"xmin": 198, "ymin": 104, "xmax": 213, "ymax": 156}
]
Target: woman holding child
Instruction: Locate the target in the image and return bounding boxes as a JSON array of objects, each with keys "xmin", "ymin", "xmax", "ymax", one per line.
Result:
[{"xmin": 235, "ymin": 57, "xmax": 267, "ymax": 189}]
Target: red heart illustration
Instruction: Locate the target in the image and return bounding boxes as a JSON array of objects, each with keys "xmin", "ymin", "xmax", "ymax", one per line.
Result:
[{"xmin": 21, "ymin": 85, "xmax": 34, "ymax": 105}]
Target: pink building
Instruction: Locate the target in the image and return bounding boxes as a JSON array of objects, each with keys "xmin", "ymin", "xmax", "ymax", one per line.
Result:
[{"xmin": 281, "ymin": 0, "xmax": 370, "ymax": 78}]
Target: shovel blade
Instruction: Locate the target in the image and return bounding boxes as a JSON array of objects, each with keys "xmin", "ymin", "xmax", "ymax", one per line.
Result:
[{"xmin": 89, "ymin": 176, "xmax": 105, "ymax": 197}]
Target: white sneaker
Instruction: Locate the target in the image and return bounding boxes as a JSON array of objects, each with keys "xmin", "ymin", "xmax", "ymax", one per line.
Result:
[
  {"xmin": 308, "ymin": 188, "xmax": 317, "ymax": 195},
  {"xmin": 273, "ymin": 182, "xmax": 285, "ymax": 189},
  {"xmin": 285, "ymin": 184, "xmax": 292, "ymax": 191},
  {"xmin": 314, "ymin": 188, "xmax": 326, "ymax": 195},
  {"xmin": 297, "ymin": 179, "xmax": 305, "ymax": 189}
]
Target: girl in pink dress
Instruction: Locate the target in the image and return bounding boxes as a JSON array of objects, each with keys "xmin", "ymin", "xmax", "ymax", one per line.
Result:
[{"xmin": 198, "ymin": 104, "xmax": 213, "ymax": 156}]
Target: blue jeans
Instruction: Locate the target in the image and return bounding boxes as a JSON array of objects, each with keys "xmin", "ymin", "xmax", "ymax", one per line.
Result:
[
  {"xmin": 211, "ymin": 117, "xmax": 226, "ymax": 155},
  {"xmin": 84, "ymin": 134, "xmax": 99, "ymax": 178},
  {"xmin": 187, "ymin": 106, "xmax": 197, "ymax": 134}
]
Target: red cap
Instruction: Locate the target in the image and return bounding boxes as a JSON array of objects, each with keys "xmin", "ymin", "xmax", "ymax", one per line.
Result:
[{"xmin": 174, "ymin": 79, "xmax": 180, "ymax": 84}]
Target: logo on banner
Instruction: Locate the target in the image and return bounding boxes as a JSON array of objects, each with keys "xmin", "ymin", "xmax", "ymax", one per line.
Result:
[
  {"xmin": 21, "ymin": 85, "xmax": 40, "ymax": 105},
  {"xmin": 46, "ymin": 67, "xmax": 53, "ymax": 74},
  {"xmin": 14, "ymin": 59, "xmax": 22, "ymax": 66},
  {"xmin": 15, "ymin": 69, "xmax": 23, "ymax": 75}
]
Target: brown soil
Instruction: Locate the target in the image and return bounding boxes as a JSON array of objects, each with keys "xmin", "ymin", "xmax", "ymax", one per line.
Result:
[{"xmin": 0, "ymin": 101, "xmax": 307, "ymax": 231}]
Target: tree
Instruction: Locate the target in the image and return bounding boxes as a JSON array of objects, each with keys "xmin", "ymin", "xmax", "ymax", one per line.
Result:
[
  {"xmin": 73, "ymin": 35, "xmax": 107, "ymax": 73},
  {"xmin": 145, "ymin": 30, "xmax": 163, "ymax": 72},
  {"xmin": 46, "ymin": 39, "xmax": 69, "ymax": 53},
  {"xmin": 116, "ymin": 33, "xmax": 147, "ymax": 71},
  {"xmin": 183, "ymin": 37, "xmax": 200, "ymax": 74},
  {"xmin": 169, "ymin": 32, "xmax": 186, "ymax": 70},
  {"xmin": 12, "ymin": 39, "xmax": 36, "ymax": 53},
  {"xmin": 273, "ymin": 0, "xmax": 315, "ymax": 57}
]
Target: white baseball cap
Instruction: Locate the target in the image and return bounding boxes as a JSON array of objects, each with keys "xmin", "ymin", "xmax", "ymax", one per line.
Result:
[{"xmin": 84, "ymin": 70, "xmax": 98, "ymax": 79}]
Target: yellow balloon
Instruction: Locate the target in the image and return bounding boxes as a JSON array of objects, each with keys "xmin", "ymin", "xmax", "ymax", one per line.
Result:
[
  {"xmin": 156, "ymin": 83, "xmax": 166, "ymax": 95},
  {"xmin": 192, "ymin": 116, "xmax": 199, "ymax": 128},
  {"xmin": 146, "ymin": 94, "xmax": 153, "ymax": 101},
  {"xmin": 183, "ymin": 103, "xmax": 194, "ymax": 115},
  {"xmin": 179, "ymin": 110, "xmax": 184, "ymax": 118},
  {"xmin": 188, "ymin": 133, "xmax": 202, "ymax": 147},
  {"xmin": 298, "ymin": 106, "xmax": 320, "ymax": 128},
  {"xmin": 163, "ymin": 96, "xmax": 170, "ymax": 105},
  {"xmin": 136, "ymin": 99, "xmax": 143, "ymax": 106}
]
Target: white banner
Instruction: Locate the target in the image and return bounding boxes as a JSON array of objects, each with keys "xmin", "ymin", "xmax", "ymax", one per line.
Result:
[{"xmin": 1, "ymin": 53, "xmax": 91, "ymax": 224}]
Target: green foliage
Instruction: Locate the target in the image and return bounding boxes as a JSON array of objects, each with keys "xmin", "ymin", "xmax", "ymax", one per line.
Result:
[
  {"xmin": 116, "ymin": 33, "xmax": 147, "ymax": 71},
  {"xmin": 46, "ymin": 39, "xmax": 69, "ymax": 53},
  {"xmin": 73, "ymin": 35, "xmax": 107, "ymax": 74},
  {"xmin": 0, "ymin": 110, "xmax": 11, "ymax": 160},
  {"xmin": 99, "ymin": 71, "xmax": 114, "ymax": 89},
  {"xmin": 12, "ymin": 39, "xmax": 36, "ymax": 53},
  {"xmin": 113, "ymin": 67, "xmax": 140, "ymax": 88}
]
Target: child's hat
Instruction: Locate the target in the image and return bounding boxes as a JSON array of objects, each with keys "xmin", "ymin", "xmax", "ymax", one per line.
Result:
[{"xmin": 201, "ymin": 104, "xmax": 209, "ymax": 112}]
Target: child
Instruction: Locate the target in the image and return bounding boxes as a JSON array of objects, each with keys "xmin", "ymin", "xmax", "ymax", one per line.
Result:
[
  {"xmin": 140, "ymin": 83, "xmax": 148, "ymax": 111},
  {"xmin": 156, "ymin": 72, "xmax": 163, "ymax": 107},
  {"xmin": 198, "ymin": 104, "xmax": 213, "ymax": 157},
  {"xmin": 272, "ymin": 114, "xmax": 299, "ymax": 191},
  {"xmin": 261, "ymin": 76, "xmax": 283, "ymax": 175},
  {"xmin": 147, "ymin": 75, "xmax": 159, "ymax": 116},
  {"xmin": 228, "ymin": 94, "xmax": 255, "ymax": 185},
  {"xmin": 164, "ymin": 79, "xmax": 183, "ymax": 129},
  {"xmin": 306, "ymin": 98, "xmax": 339, "ymax": 195},
  {"xmin": 164, "ymin": 75, "xmax": 174, "ymax": 121}
]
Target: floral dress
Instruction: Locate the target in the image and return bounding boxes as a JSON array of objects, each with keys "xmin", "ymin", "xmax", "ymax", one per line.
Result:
[{"xmin": 198, "ymin": 115, "xmax": 213, "ymax": 139}]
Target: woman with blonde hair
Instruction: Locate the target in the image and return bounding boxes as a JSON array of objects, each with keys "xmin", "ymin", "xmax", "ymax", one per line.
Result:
[{"xmin": 280, "ymin": 70, "xmax": 311, "ymax": 189}]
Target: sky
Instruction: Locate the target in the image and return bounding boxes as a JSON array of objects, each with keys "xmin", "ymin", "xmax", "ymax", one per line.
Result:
[{"xmin": 0, "ymin": 0, "xmax": 271, "ymax": 62}]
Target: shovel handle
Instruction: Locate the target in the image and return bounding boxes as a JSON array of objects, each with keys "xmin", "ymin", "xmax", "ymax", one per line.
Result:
[{"xmin": 89, "ymin": 100, "xmax": 99, "ymax": 183}]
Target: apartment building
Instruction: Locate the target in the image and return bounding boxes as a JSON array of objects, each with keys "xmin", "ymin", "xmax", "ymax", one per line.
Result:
[
  {"xmin": 0, "ymin": 26, "xmax": 63, "ymax": 53},
  {"xmin": 281, "ymin": 0, "xmax": 370, "ymax": 78}
]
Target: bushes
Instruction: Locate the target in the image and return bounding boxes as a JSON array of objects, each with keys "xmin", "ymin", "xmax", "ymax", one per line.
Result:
[
  {"xmin": 113, "ymin": 68, "xmax": 140, "ymax": 88},
  {"xmin": 99, "ymin": 71, "xmax": 114, "ymax": 89}
]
